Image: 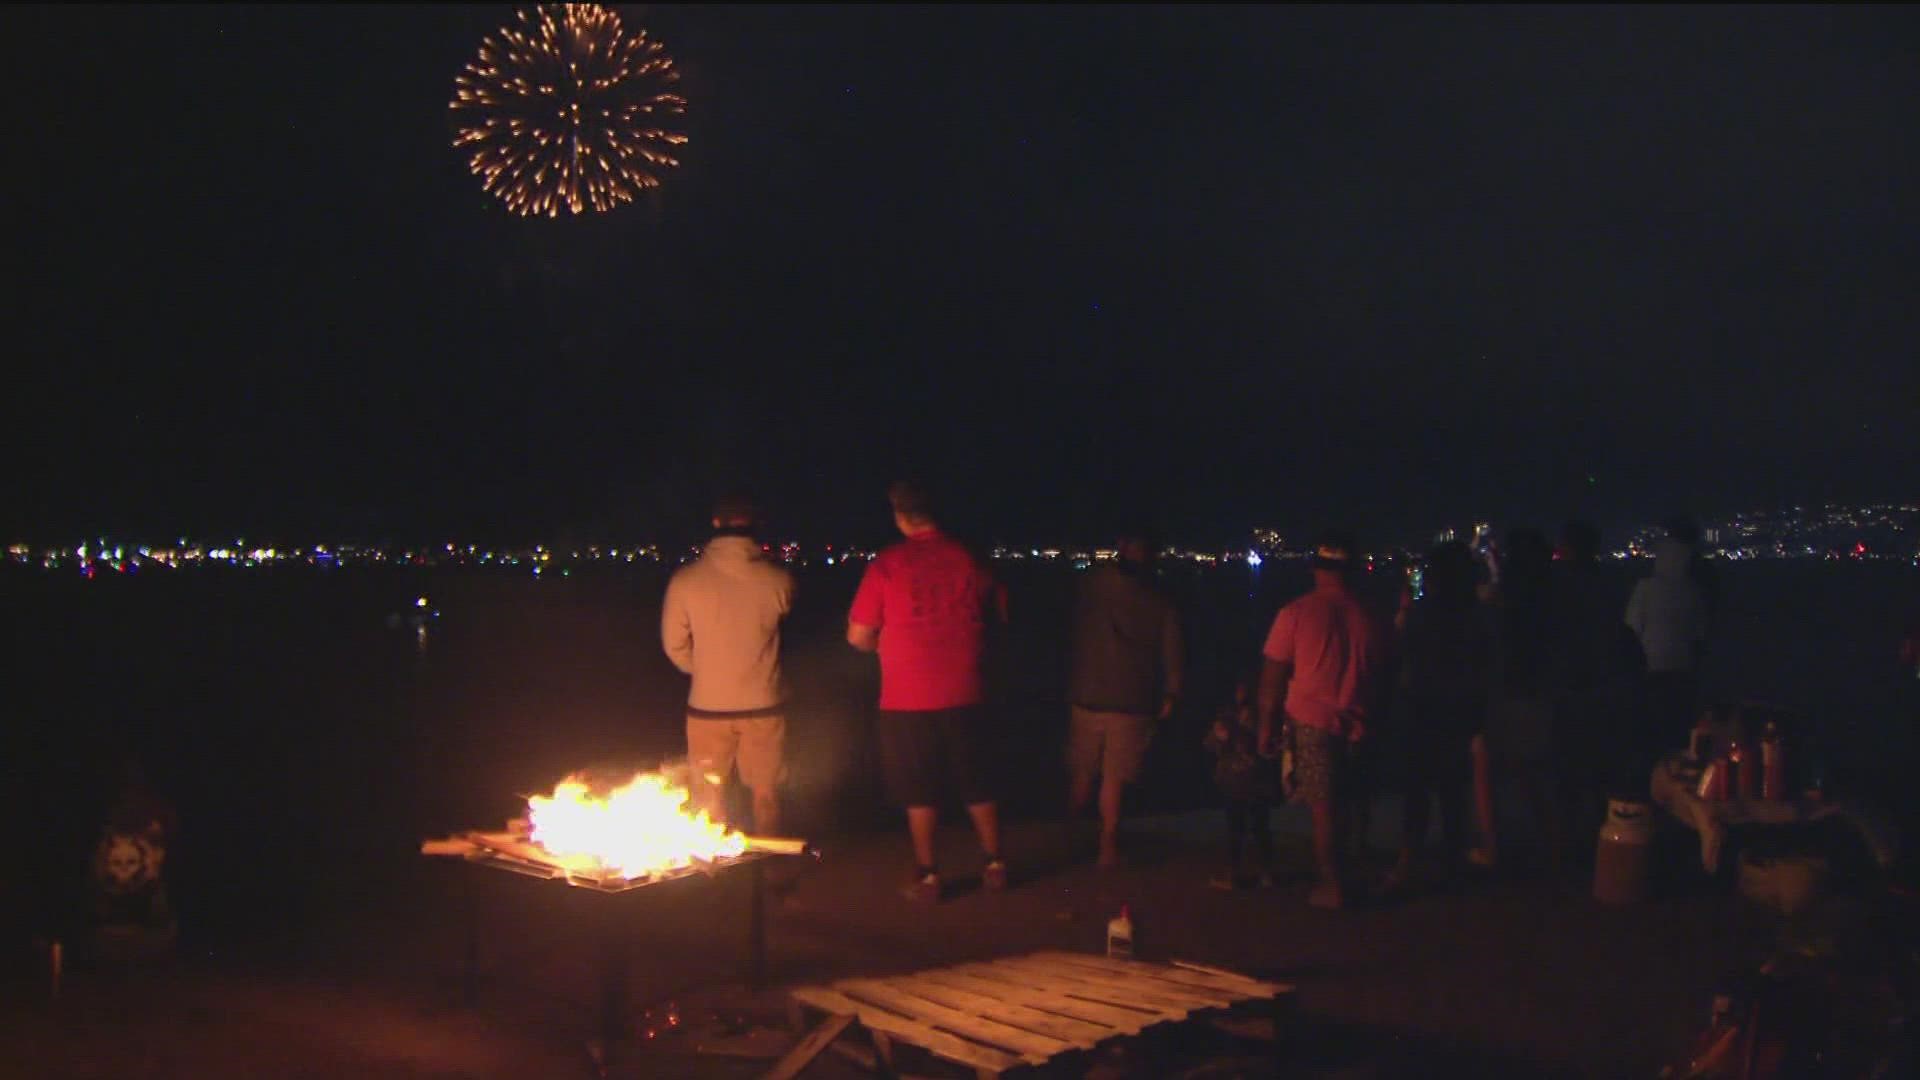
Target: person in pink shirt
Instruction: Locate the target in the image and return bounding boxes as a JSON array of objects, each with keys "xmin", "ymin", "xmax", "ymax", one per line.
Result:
[
  {"xmin": 847, "ymin": 481, "xmax": 1009, "ymax": 902},
  {"xmin": 1258, "ymin": 531, "xmax": 1390, "ymax": 910}
]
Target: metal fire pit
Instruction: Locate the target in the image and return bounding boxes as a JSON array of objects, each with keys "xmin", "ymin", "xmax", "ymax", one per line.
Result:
[{"xmin": 423, "ymin": 825, "xmax": 812, "ymax": 1071}]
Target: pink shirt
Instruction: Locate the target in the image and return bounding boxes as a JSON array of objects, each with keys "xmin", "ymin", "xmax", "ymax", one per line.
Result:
[
  {"xmin": 849, "ymin": 530, "xmax": 1007, "ymax": 711},
  {"xmin": 1262, "ymin": 578, "xmax": 1388, "ymax": 739}
]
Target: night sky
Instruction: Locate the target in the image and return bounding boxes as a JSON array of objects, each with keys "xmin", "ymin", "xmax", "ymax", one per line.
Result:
[{"xmin": 8, "ymin": 4, "xmax": 1916, "ymax": 547}]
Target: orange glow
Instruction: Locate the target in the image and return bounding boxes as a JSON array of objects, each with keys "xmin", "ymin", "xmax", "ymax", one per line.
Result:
[{"xmin": 526, "ymin": 771, "xmax": 745, "ymax": 879}]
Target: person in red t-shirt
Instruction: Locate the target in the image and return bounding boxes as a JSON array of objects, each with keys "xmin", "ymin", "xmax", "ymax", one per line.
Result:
[
  {"xmin": 1257, "ymin": 531, "xmax": 1389, "ymax": 910},
  {"xmin": 847, "ymin": 481, "xmax": 1009, "ymax": 902}
]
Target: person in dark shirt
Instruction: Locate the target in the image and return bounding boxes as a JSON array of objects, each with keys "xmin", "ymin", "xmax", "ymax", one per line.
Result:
[
  {"xmin": 1482, "ymin": 527, "xmax": 1562, "ymax": 871},
  {"xmin": 1065, "ymin": 527, "xmax": 1183, "ymax": 869},
  {"xmin": 1389, "ymin": 542, "xmax": 1492, "ymax": 892},
  {"xmin": 1550, "ymin": 520, "xmax": 1641, "ymax": 841}
]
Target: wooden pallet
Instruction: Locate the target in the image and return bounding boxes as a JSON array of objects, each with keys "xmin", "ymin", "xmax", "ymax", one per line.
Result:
[{"xmin": 769, "ymin": 951, "xmax": 1293, "ymax": 1079}]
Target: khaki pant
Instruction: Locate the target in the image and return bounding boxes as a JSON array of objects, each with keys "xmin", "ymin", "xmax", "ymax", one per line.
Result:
[
  {"xmin": 686, "ymin": 714, "xmax": 786, "ymax": 818},
  {"xmin": 1067, "ymin": 707, "xmax": 1154, "ymax": 787}
]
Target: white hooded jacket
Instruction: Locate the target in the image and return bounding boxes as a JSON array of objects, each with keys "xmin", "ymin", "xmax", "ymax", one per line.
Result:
[
  {"xmin": 661, "ymin": 535, "xmax": 795, "ymax": 714},
  {"xmin": 1625, "ymin": 538, "xmax": 1706, "ymax": 673}
]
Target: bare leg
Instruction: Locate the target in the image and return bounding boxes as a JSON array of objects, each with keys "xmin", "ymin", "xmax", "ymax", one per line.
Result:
[
  {"xmin": 1250, "ymin": 800, "xmax": 1274, "ymax": 875},
  {"xmin": 1308, "ymin": 799, "xmax": 1345, "ymax": 909},
  {"xmin": 1067, "ymin": 769, "xmax": 1096, "ymax": 856},
  {"xmin": 1097, "ymin": 774, "xmax": 1126, "ymax": 867},
  {"xmin": 1069, "ymin": 770, "xmax": 1096, "ymax": 819},
  {"xmin": 906, "ymin": 806, "xmax": 938, "ymax": 870},
  {"xmin": 1471, "ymin": 734, "xmax": 1498, "ymax": 866},
  {"xmin": 965, "ymin": 801, "xmax": 1001, "ymax": 860}
]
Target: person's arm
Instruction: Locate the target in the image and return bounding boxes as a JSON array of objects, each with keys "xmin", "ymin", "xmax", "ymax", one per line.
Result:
[
  {"xmin": 846, "ymin": 561, "xmax": 883, "ymax": 653},
  {"xmin": 661, "ymin": 577, "xmax": 694, "ymax": 674},
  {"xmin": 1159, "ymin": 604, "xmax": 1184, "ymax": 720},
  {"xmin": 1624, "ymin": 580, "xmax": 1646, "ymax": 639},
  {"xmin": 1257, "ymin": 657, "xmax": 1292, "ymax": 756}
]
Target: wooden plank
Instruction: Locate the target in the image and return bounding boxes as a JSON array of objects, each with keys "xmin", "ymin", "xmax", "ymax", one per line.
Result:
[
  {"xmin": 760, "ymin": 1012, "xmax": 854, "ymax": 1080},
  {"xmin": 948, "ymin": 963, "xmax": 1193, "ymax": 1022},
  {"xmin": 913, "ymin": 971, "xmax": 1160, "ymax": 1034},
  {"xmin": 886, "ymin": 974, "xmax": 1119, "ymax": 1047},
  {"xmin": 1042, "ymin": 951, "xmax": 1284, "ymax": 996},
  {"xmin": 790, "ymin": 987, "xmax": 1022, "ymax": 1075},
  {"xmin": 1010, "ymin": 955, "xmax": 1243, "ymax": 1007},
  {"xmin": 1033, "ymin": 951, "xmax": 1285, "ymax": 999},
  {"xmin": 838, "ymin": 979, "xmax": 1072, "ymax": 1062},
  {"xmin": 985, "ymin": 957, "xmax": 1235, "ymax": 1011}
]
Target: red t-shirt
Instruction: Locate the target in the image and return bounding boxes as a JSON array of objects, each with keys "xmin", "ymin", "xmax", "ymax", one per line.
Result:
[
  {"xmin": 1261, "ymin": 579, "xmax": 1388, "ymax": 739},
  {"xmin": 848, "ymin": 530, "xmax": 1006, "ymax": 711}
]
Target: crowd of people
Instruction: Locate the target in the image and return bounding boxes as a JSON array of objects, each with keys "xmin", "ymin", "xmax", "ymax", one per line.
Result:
[{"xmin": 662, "ymin": 481, "xmax": 1727, "ymax": 908}]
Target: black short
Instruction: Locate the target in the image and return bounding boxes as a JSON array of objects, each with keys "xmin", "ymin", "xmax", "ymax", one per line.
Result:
[{"xmin": 876, "ymin": 707, "xmax": 994, "ymax": 808}]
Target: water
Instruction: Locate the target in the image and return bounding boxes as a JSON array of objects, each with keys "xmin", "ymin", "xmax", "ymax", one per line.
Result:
[{"xmin": 4, "ymin": 560, "xmax": 1915, "ymax": 944}]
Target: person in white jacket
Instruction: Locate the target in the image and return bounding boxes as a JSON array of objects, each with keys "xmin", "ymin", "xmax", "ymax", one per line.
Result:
[
  {"xmin": 1625, "ymin": 535, "xmax": 1707, "ymax": 767},
  {"xmin": 662, "ymin": 494, "xmax": 796, "ymax": 834}
]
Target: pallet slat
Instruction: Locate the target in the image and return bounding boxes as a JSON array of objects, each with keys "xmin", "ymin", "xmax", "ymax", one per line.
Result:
[
  {"xmin": 789, "ymin": 952, "xmax": 1277, "ymax": 1077},
  {"xmin": 886, "ymin": 974, "xmax": 1121, "ymax": 1046},
  {"xmin": 762, "ymin": 1012, "xmax": 855, "ymax": 1080},
  {"xmin": 947, "ymin": 962, "xmax": 1193, "ymax": 1022},
  {"xmin": 1034, "ymin": 951, "xmax": 1286, "ymax": 997},
  {"xmin": 837, "ymin": 979, "xmax": 1070, "ymax": 1062},
  {"xmin": 911, "ymin": 970, "xmax": 1160, "ymax": 1034},
  {"xmin": 791, "ymin": 987, "xmax": 1023, "ymax": 1075},
  {"xmin": 987, "ymin": 956, "xmax": 1238, "ymax": 1010},
  {"xmin": 1033, "ymin": 951, "xmax": 1284, "ymax": 999}
]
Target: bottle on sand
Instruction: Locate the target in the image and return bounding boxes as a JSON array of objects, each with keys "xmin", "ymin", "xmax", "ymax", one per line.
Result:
[{"xmin": 1106, "ymin": 905, "xmax": 1134, "ymax": 960}]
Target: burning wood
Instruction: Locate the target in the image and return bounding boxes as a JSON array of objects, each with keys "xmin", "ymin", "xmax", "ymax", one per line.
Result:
[{"xmin": 422, "ymin": 768, "xmax": 809, "ymax": 892}]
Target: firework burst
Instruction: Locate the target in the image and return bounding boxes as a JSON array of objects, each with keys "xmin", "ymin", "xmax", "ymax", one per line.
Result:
[{"xmin": 450, "ymin": 4, "xmax": 686, "ymax": 218}]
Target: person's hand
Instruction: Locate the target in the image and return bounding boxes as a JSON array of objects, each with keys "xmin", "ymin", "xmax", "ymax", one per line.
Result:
[{"xmin": 1158, "ymin": 693, "xmax": 1178, "ymax": 722}]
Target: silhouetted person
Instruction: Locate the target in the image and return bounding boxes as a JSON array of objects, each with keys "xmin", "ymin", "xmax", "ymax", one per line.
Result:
[
  {"xmin": 1389, "ymin": 541, "xmax": 1492, "ymax": 892},
  {"xmin": 661, "ymin": 493, "xmax": 795, "ymax": 835},
  {"xmin": 1206, "ymin": 675, "xmax": 1276, "ymax": 889},
  {"xmin": 1065, "ymin": 526, "xmax": 1184, "ymax": 869},
  {"xmin": 1550, "ymin": 520, "xmax": 1640, "ymax": 834},
  {"xmin": 1483, "ymin": 527, "xmax": 1562, "ymax": 870},
  {"xmin": 1258, "ymin": 531, "xmax": 1389, "ymax": 910},
  {"xmin": 847, "ymin": 481, "xmax": 1009, "ymax": 902},
  {"xmin": 1663, "ymin": 515, "xmax": 1721, "ymax": 640},
  {"xmin": 1626, "ymin": 533, "xmax": 1708, "ymax": 772}
]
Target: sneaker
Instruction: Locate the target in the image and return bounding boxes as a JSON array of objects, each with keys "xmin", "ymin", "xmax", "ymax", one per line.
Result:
[
  {"xmin": 902, "ymin": 871, "xmax": 941, "ymax": 904},
  {"xmin": 982, "ymin": 858, "xmax": 1009, "ymax": 891}
]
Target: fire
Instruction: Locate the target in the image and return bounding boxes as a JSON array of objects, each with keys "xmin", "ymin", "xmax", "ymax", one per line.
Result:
[{"xmin": 526, "ymin": 771, "xmax": 746, "ymax": 880}]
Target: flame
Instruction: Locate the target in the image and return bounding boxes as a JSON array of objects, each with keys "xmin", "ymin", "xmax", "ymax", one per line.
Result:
[{"xmin": 526, "ymin": 771, "xmax": 745, "ymax": 879}]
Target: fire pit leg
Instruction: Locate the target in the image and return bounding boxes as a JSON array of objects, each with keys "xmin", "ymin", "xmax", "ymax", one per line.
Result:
[
  {"xmin": 598, "ymin": 931, "xmax": 630, "ymax": 1068},
  {"xmin": 747, "ymin": 859, "xmax": 768, "ymax": 991},
  {"xmin": 461, "ymin": 871, "xmax": 480, "ymax": 1008}
]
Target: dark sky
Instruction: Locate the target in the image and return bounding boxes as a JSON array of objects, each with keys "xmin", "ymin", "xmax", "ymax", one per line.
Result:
[{"xmin": 7, "ymin": 4, "xmax": 1916, "ymax": 547}]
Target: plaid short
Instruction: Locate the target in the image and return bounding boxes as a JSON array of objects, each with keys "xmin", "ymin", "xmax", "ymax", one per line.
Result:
[{"xmin": 1287, "ymin": 724, "xmax": 1352, "ymax": 806}]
